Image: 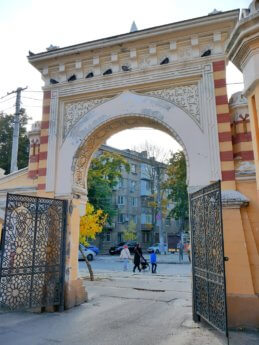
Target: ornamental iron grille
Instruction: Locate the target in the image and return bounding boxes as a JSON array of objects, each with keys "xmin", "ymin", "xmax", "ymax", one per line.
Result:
[
  {"xmin": 0, "ymin": 194, "xmax": 67, "ymax": 311},
  {"xmin": 190, "ymin": 181, "xmax": 228, "ymax": 337}
]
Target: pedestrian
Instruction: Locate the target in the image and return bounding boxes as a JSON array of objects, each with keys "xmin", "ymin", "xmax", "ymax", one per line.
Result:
[
  {"xmin": 150, "ymin": 250, "xmax": 157, "ymax": 274},
  {"xmin": 187, "ymin": 243, "xmax": 191, "ymax": 262},
  {"xmin": 120, "ymin": 244, "xmax": 131, "ymax": 271},
  {"xmin": 133, "ymin": 243, "xmax": 142, "ymax": 273},
  {"xmin": 177, "ymin": 241, "xmax": 184, "ymax": 263}
]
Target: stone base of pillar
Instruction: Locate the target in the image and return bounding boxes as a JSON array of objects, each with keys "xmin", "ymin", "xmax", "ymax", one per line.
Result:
[
  {"xmin": 227, "ymin": 293, "xmax": 259, "ymax": 329},
  {"xmin": 64, "ymin": 278, "xmax": 88, "ymax": 309}
]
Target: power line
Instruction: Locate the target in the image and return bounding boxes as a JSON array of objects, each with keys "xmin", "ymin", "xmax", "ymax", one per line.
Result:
[
  {"xmin": 0, "ymin": 95, "xmax": 16, "ymax": 104},
  {"xmin": 24, "ymin": 90, "xmax": 43, "ymax": 93},
  {"xmin": 226, "ymin": 82, "xmax": 244, "ymax": 85},
  {"xmin": 21, "ymin": 104, "xmax": 42, "ymax": 108},
  {"xmin": 22, "ymin": 96, "xmax": 42, "ymax": 101}
]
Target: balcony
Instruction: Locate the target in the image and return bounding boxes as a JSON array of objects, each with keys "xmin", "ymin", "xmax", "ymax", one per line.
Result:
[{"xmin": 141, "ymin": 224, "xmax": 153, "ymax": 231}]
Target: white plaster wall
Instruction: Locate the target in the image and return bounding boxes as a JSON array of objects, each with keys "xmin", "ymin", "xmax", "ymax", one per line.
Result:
[
  {"xmin": 243, "ymin": 53, "xmax": 259, "ymax": 91},
  {"xmin": 55, "ymin": 91, "xmax": 221, "ymax": 196}
]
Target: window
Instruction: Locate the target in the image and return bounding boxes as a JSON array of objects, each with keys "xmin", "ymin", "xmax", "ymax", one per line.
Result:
[
  {"xmin": 118, "ymin": 178, "xmax": 124, "ymax": 189},
  {"xmin": 141, "ymin": 213, "xmax": 152, "ymax": 224},
  {"xmin": 118, "ymin": 213, "xmax": 128, "ymax": 223},
  {"xmin": 142, "ymin": 231, "xmax": 150, "ymax": 243},
  {"xmin": 131, "ymin": 197, "xmax": 137, "ymax": 207},
  {"xmin": 105, "ymin": 231, "xmax": 111, "ymax": 242},
  {"xmin": 131, "ymin": 214, "xmax": 137, "ymax": 224},
  {"xmin": 117, "ymin": 195, "xmax": 125, "ymax": 205},
  {"xmin": 131, "ymin": 164, "xmax": 137, "ymax": 174},
  {"xmin": 118, "ymin": 232, "xmax": 123, "ymax": 243},
  {"xmin": 130, "ymin": 180, "xmax": 136, "ymax": 192},
  {"xmin": 165, "ymin": 217, "xmax": 171, "ymax": 226}
]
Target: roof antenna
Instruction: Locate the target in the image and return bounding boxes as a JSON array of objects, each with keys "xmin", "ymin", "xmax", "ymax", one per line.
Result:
[{"xmin": 130, "ymin": 21, "xmax": 138, "ymax": 32}]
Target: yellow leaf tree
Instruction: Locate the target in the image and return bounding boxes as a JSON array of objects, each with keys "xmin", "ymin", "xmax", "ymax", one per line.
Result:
[{"xmin": 79, "ymin": 203, "xmax": 107, "ymax": 280}]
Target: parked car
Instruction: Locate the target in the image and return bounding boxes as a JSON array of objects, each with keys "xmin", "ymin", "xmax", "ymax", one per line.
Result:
[
  {"xmin": 78, "ymin": 245, "xmax": 96, "ymax": 261},
  {"xmin": 109, "ymin": 241, "xmax": 137, "ymax": 255},
  {"xmin": 147, "ymin": 243, "xmax": 168, "ymax": 254},
  {"xmin": 86, "ymin": 244, "xmax": 99, "ymax": 255}
]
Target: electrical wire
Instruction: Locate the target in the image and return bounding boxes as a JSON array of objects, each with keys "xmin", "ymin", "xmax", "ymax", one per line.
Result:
[
  {"xmin": 24, "ymin": 90, "xmax": 43, "ymax": 93},
  {"xmin": 0, "ymin": 94, "xmax": 12, "ymax": 100},
  {"xmin": 226, "ymin": 82, "xmax": 244, "ymax": 85},
  {"xmin": 22, "ymin": 96, "xmax": 42, "ymax": 101},
  {"xmin": 0, "ymin": 96, "xmax": 16, "ymax": 104},
  {"xmin": 22, "ymin": 105, "xmax": 42, "ymax": 108}
]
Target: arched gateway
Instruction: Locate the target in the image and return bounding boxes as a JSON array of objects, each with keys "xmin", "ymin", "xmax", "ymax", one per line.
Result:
[{"xmin": 0, "ymin": 8, "xmax": 258, "ymax": 330}]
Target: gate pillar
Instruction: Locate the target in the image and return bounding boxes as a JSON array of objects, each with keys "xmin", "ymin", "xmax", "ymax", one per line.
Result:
[
  {"xmin": 64, "ymin": 197, "xmax": 87, "ymax": 309},
  {"xmin": 222, "ymin": 191, "xmax": 259, "ymax": 328}
]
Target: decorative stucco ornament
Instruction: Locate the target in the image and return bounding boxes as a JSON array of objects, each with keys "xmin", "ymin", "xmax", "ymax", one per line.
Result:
[
  {"xmin": 63, "ymin": 97, "xmax": 111, "ymax": 138},
  {"xmin": 144, "ymin": 84, "xmax": 200, "ymax": 125}
]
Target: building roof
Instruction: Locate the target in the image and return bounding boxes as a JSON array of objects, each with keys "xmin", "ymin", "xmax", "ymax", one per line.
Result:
[{"xmin": 28, "ymin": 9, "xmax": 239, "ymax": 63}]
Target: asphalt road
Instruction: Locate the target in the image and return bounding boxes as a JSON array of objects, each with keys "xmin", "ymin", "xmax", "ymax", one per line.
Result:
[
  {"xmin": 79, "ymin": 253, "xmax": 192, "ymax": 277},
  {"xmin": 0, "ymin": 257, "xmax": 258, "ymax": 345}
]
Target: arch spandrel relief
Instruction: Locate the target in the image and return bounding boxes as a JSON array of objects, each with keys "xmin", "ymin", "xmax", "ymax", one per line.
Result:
[
  {"xmin": 62, "ymin": 84, "xmax": 200, "ymax": 140},
  {"xmin": 143, "ymin": 84, "xmax": 200, "ymax": 126},
  {"xmin": 63, "ymin": 96, "xmax": 112, "ymax": 138}
]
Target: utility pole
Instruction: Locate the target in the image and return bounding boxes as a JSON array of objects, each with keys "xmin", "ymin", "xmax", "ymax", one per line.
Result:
[
  {"xmin": 8, "ymin": 87, "xmax": 27, "ymax": 173},
  {"xmin": 156, "ymin": 165, "xmax": 165, "ymax": 254}
]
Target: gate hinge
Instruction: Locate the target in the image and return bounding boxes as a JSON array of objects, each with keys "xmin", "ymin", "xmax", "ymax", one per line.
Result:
[{"xmin": 224, "ymin": 257, "xmax": 229, "ymax": 262}]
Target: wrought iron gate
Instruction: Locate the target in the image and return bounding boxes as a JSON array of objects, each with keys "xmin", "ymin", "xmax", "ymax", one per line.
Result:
[
  {"xmin": 190, "ymin": 181, "xmax": 228, "ymax": 337},
  {"xmin": 0, "ymin": 194, "xmax": 67, "ymax": 311}
]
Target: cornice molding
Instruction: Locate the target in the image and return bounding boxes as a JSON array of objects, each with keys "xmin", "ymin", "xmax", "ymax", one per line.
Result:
[
  {"xmin": 226, "ymin": 13, "xmax": 259, "ymax": 69},
  {"xmin": 29, "ymin": 10, "xmax": 239, "ymax": 64}
]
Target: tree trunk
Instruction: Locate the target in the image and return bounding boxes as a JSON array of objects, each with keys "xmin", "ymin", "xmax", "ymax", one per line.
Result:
[{"xmin": 79, "ymin": 246, "xmax": 94, "ymax": 281}]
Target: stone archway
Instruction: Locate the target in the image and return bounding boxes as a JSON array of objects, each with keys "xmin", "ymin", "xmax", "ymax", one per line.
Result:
[
  {"xmin": 56, "ymin": 91, "xmax": 221, "ymax": 198},
  {"xmin": 54, "ymin": 90, "xmax": 223, "ymax": 309}
]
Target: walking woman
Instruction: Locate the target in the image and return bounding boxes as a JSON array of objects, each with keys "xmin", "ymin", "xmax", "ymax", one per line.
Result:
[
  {"xmin": 133, "ymin": 243, "xmax": 142, "ymax": 273},
  {"xmin": 120, "ymin": 244, "xmax": 131, "ymax": 271}
]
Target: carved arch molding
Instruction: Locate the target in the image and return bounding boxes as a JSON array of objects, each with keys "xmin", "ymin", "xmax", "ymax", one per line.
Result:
[
  {"xmin": 72, "ymin": 115, "xmax": 189, "ymax": 190},
  {"xmin": 64, "ymin": 84, "xmax": 200, "ymax": 191}
]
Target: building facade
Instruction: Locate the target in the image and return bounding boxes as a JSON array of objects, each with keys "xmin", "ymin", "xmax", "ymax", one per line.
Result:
[
  {"xmin": 93, "ymin": 145, "xmax": 178, "ymax": 252},
  {"xmin": 0, "ymin": 4, "xmax": 258, "ymax": 327}
]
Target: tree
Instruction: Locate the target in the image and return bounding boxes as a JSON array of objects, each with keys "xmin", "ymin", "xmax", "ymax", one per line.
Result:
[
  {"xmin": 79, "ymin": 203, "xmax": 107, "ymax": 280},
  {"xmin": 0, "ymin": 112, "xmax": 30, "ymax": 174},
  {"xmin": 122, "ymin": 220, "xmax": 137, "ymax": 241},
  {"xmin": 87, "ymin": 152, "xmax": 130, "ymax": 223},
  {"xmin": 132, "ymin": 141, "xmax": 169, "ymax": 163},
  {"xmin": 165, "ymin": 150, "xmax": 188, "ymax": 229}
]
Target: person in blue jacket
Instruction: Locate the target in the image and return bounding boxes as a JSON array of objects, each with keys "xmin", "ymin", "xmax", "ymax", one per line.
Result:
[{"xmin": 150, "ymin": 250, "xmax": 157, "ymax": 274}]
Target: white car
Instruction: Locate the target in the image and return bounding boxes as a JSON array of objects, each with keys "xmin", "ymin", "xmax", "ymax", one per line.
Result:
[
  {"xmin": 78, "ymin": 245, "xmax": 96, "ymax": 261},
  {"xmin": 147, "ymin": 243, "xmax": 168, "ymax": 254}
]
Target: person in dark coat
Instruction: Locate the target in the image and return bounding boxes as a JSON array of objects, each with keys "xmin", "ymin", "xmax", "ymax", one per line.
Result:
[{"xmin": 133, "ymin": 243, "xmax": 142, "ymax": 273}]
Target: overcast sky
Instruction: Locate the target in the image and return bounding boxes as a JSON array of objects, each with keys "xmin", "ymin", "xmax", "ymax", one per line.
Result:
[{"xmin": 0, "ymin": 0, "xmax": 250, "ymax": 154}]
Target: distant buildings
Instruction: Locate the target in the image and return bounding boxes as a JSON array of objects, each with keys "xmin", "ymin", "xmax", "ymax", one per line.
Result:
[{"xmin": 93, "ymin": 145, "xmax": 180, "ymax": 252}]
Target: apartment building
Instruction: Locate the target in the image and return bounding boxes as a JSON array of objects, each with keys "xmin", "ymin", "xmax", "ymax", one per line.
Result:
[{"xmin": 93, "ymin": 145, "xmax": 179, "ymax": 252}]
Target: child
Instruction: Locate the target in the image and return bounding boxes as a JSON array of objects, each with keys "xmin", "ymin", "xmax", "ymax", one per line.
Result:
[{"xmin": 150, "ymin": 250, "xmax": 157, "ymax": 274}]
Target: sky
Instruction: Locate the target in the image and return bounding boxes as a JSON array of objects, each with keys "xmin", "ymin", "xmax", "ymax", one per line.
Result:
[{"xmin": 0, "ymin": 0, "xmax": 250, "ymax": 154}]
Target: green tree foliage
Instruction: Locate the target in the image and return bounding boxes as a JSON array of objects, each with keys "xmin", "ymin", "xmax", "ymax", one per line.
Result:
[
  {"xmin": 87, "ymin": 152, "xmax": 130, "ymax": 222},
  {"xmin": 122, "ymin": 220, "xmax": 137, "ymax": 241},
  {"xmin": 0, "ymin": 112, "xmax": 30, "ymax": 174},
  {"xmin": 165, "ymin": 150, "xmax": 188, "ymax": 223}
]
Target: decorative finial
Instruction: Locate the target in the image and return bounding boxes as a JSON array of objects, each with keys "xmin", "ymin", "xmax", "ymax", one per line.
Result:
[{"xmin": 130, "ymin": 21, "xmax": 138, "ymax": 32}]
